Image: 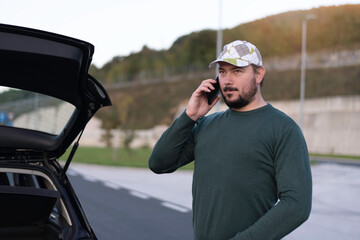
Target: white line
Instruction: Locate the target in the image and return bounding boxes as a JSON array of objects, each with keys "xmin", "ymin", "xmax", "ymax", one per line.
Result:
[
  {"xmin": 66, "ymin": 169, "xmax": 78, "ymax": 176},
  {"xmin": 129, "ymin": 190, "xmax": 150, "ymax": 199},
  {"xmin": 82, "ymin": 175, "xmax": 98, "ymax": 182},
  {"xmin": 161, "ymin": 202, "xmax": 190, "ymax": 213},
  {"xmin": 103, "ymin": 181, "xmax": 121, "ymax": 190}
]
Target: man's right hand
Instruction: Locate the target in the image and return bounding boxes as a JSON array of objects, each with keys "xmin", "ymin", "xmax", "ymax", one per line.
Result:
[{"xmin": 185, "ymin": 79, "xmax": 220, "ymax": 121}]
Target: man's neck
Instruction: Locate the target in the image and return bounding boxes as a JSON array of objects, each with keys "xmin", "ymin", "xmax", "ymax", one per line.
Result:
[{"xmin": 231, "ymin": 95, "xmax": 267, "ymax": 112}]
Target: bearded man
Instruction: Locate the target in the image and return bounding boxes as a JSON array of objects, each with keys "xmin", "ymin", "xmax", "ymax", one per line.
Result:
[{"xmin": 149, "ymin": 40, "xmax": 312, "ymax": 240}]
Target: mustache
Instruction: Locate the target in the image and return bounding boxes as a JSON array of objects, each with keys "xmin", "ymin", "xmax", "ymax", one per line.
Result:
[{"xmin": 223, "ymin": 86, "xmax": 238, "ymax": 92}]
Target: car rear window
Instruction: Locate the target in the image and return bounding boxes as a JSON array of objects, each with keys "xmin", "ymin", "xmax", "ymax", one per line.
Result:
[{"xmin": 0, "ymin": 87, "xmax": 75, "ymax": 135}]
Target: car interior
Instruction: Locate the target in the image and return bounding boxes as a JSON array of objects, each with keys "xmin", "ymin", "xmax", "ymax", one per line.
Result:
[{"xmin": 0, "ymin": 168, "xmax": 72, "ymax": 240}]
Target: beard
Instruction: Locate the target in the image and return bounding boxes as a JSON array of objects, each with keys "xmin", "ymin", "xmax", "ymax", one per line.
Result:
[{"xmin": 221, "ymin": 76, "xmax": 258, "ymax": 109}]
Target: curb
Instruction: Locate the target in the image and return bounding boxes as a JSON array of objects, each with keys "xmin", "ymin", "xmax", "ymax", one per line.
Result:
[{"xmin": 310, "ymin": 156, "xmax": 360, "ymax": 167}]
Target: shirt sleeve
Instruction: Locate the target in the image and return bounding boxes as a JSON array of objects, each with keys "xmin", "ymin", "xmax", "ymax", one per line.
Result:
[
  {"xmin": 148, "ymin": 110, "xmax": 197, "ymax": 174},
  {"xmin": 229, "ymin": 124, "xmax": 313, "ymax": 240}
]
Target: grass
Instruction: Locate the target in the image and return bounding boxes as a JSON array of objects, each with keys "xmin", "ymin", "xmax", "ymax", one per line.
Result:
[
  {"xmin": 309, "ymin": 153, "xmax": 360, "ymax": 160},
  {"xmin": 60, "ymin": 146, "xmax": 194, "ymax": 170},
  {"xmin": 61, "ymin": 146, "xmax": 359, "ymax": 170},
  {"xmin": 309, "ymin": 153, "xmax": 360, "ymax": 166}
]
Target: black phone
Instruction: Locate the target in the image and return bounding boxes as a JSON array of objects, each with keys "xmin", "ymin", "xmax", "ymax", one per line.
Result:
[{"xmin": 207, "ymin": 76, "xmax": 220, "ymax": 105}]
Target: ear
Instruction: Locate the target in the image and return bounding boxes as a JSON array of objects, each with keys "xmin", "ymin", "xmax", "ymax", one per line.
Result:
[{"xmin": 256, "ymin": 66, "xmax": 266, "ymax": 85}]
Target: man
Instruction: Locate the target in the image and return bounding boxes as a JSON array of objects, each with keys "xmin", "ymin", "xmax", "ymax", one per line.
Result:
[{"xmin": 148, "ymin": 40, "xmax": 312, "ymax": 240}]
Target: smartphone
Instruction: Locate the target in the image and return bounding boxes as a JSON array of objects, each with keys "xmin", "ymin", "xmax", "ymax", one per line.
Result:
[{"xmin": 207, "ymin": 76, "xmax": 220, "ymax": 105}]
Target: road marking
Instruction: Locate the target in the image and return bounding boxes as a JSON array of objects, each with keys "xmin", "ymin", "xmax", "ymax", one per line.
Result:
[
  {"xmin": 161, "ymin": 202, "xmax": 190, "ymax": 213},
  {"xmin": 73, "ymin": 174, "xmax": 191, "ymax": 213},
  {"xmin": 82, "ymin": 175, "xmax": 98, "ymax": 182},
  {"xmin": 129, "ymin": 190, "xmax": 150, "ymax": 199},
  {"xmin": 103, "ymin": 181, "xmax": 122, "ymax": 190},
  {"xmin": 67, "ymin": 169, "xmax": 78, "ymax": 176}
]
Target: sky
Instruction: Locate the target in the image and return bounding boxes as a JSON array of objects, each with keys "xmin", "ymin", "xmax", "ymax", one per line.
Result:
[{"xmin": 0, "ymin": 0, "xmax": 359, "ymax": 69}]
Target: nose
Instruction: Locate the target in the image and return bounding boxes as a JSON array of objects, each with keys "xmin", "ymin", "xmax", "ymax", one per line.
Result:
[{"xmin": 221, "ymin": 73, "xmax": 232, "ymax": 85}]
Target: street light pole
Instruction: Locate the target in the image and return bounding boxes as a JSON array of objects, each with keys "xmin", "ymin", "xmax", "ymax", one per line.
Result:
[
  {"xmin": 299, "ymin": 14, "xmax": 316, "ymax": 130},
  {"xmin": 216, "ymin": 0, "xmax": 223, "ymax": 71},
  {"xmin": 214, "ymin": 0, "xmax": 223, "ymax": 112}
]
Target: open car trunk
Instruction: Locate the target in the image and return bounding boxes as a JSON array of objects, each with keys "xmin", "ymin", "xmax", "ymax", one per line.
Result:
[{"xmin": 0, "ymin": 23, "xmax": 111, "ymax": 239}]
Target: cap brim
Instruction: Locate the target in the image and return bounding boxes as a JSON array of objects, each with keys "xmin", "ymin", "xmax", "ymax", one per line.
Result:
[
  {"xmin": 208, "ymin": 60, "xmax": 219, "ymax": 68},
  {"xmin": 209, "ymin": 59, "xmax": 252, "ymax": 68}
]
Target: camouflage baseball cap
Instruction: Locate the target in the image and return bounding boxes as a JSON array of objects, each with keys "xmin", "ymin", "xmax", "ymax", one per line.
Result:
[{"xmin": 209, "ymin": 40, "xmax": 262, "ymax": 68}]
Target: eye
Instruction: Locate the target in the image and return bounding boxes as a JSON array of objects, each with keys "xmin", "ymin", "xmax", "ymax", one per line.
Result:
[{"xmin": 233, "ymin": 69, "xmax": 242, "ymax": 75}]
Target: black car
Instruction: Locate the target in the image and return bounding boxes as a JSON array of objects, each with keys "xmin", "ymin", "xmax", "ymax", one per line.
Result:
[{"xmin": 0, "ymin": 23, "xmax": 111, "ymax": 239}]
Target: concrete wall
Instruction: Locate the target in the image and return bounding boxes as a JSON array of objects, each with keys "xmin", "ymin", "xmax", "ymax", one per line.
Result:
[
  {"xmin": 170, "ymin": 95, "xmax": 360, "ymax": 156},
  {"xmin": 82, "ymin": 95, "xmax": 360, "ymax": 156},
  {"xmin": 270, "ymin": 95, "xmax": 360, "ymax": 156}
]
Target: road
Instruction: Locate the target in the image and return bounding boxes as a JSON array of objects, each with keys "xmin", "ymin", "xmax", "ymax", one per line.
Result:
[
  {"xmin": 68, "ymin": 162, "xmax": 360, "ymax": 240},
  {"xmin": 68, "ymin": 170, "xmax": 193, "ymax": 240},
  {"xmin": 286, "ymin": 162, "xmax": 360, "ymax": 240}
]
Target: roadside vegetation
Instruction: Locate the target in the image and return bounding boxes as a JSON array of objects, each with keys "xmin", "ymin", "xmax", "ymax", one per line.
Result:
[
  {"xmin": 60, "ymin": 146, "xmax": 194, "ymax": 170},
  {"xmin": 98, "ymin": 65, "xmax": 360, "ymax": 132},
  {"xmin": 309, "ymin": 153, "xmax": 360, "ymax": 160},
  {"xmin": 60, "ymin": 146, "xmax": 360, "ymax": 169}
]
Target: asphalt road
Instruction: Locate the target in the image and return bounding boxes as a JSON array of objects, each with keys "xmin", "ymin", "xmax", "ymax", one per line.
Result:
[
  {"xmin": 68, "ymin": 173, "xmax": 193, "ymax": 240},
  {"xmin": 68, "ymin": 161, "xmax": 360, "ymax": 240}
]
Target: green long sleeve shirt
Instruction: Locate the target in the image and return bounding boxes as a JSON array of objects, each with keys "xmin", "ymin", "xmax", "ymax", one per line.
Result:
[{"xmin": 149, "ymin": 104, "xmax": 312, "ymax": 240}]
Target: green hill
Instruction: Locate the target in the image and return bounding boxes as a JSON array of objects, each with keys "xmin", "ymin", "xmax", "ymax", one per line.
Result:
[{"xmin": 90, "ymin": 4, "xmax": 360, "ymax": 85}]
